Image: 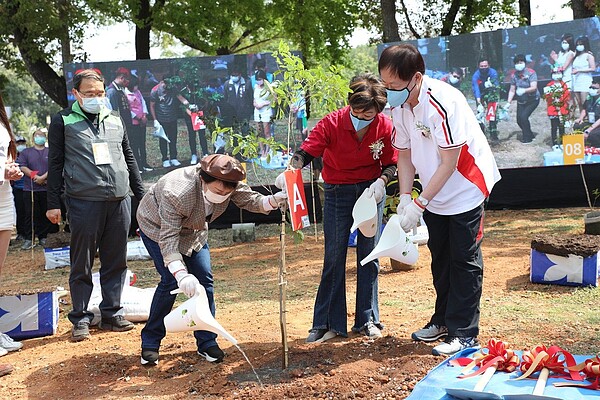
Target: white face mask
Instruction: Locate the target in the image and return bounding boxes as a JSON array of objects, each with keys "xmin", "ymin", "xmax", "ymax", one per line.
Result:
[
  {"xmin": 449, "ymin": 76, "xmax": 459, "ymax": 85},
  {"xmin": 515, "ymin": 63, "xmax": 526, "ymax": 72},
  {"xmin": 80, "ymin": 97, "xmax": 105, "ymax": 114},
  {"xmin": 589, "ymin": 88, "xmax": 599, "ymax": 96},
  {"xmin": 561, "ymin": 42, "xmax": 570, "ymax": 51},
  {"xmin": 576, "ymin": 45, "xmax": 585, "ymax": 52},
  {"xmin": 204, "ymin": 188, "xmax": 231, "ymax": 204}
]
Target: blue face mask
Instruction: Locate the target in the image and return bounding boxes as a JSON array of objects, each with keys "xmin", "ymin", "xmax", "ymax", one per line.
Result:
[
  {"xmin": 386, "ymin": 74, "xmax": 416, "ymax": 108},
  {"xmin": 350, "ymin": 112, "xmax": 375, "ymax": 131},
  {"xmin": 34, "ymin": 136, "xmax": 46, "ymax": 146}
]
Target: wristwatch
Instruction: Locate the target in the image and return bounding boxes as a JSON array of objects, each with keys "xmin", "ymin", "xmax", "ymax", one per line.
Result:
[{"xmin": 416, "ymin": 195, "xmax": 429, "ymax": 208}]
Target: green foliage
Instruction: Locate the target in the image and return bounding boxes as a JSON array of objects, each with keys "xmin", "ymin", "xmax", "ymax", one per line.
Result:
[{"xmin": 0, "ymin": 68, "xmax": 60, "ymax": 135}]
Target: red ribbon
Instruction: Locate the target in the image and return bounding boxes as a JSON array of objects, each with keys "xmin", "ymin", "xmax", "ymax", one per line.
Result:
[
  {"xmin": 555, "ymin": 354, "xmax": 600, "ymax": 390},
  {"xmin": 517, "ymin": 345, "xmax": 581, "ymax": 381},
  {"xmin": 450, "ymin": 339, "xmax": 520, "ymax": 378}
]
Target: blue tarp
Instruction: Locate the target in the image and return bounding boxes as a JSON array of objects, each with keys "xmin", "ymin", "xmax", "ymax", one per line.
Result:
[{"xmin": 407, "ymin": 348, "xmax": 600, "ymax": 399}]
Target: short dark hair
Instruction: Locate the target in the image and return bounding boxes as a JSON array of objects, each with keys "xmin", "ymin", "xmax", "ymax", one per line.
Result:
[
  {"xmin": 378, "ymin": 44, "xmax": 425, "ymax": 81},
  {"xmin": 348, "ymin": 73, "xmax": 387, "ymax": 113},
  {"xmin": 255, "ymin": 70, "xmax": 267, "ymax": 80},
  {"xmin": 513, "ymin": 54, "xmax": 526, "ymax": 64},
  {"xmin": 450, "ymin": 67, "xmax": 463, "ymax": 78},
  {"xmin": 200, "ymin": 170, "xmax": 238, "ymax": 190},
  {"xmin": 73, "ymin": 69, "xmax": 104, "ymax": 90}
]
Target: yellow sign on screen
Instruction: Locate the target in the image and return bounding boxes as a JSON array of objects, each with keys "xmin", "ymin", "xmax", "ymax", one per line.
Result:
[{"xmin": 562, "ymin": 134, "xmax": 585, "ymax": 165}]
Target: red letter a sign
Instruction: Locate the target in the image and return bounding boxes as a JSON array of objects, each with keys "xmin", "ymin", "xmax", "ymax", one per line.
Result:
[{"xmin": 284, "ymin": 169, "xmax": 310, "ymax": 231}]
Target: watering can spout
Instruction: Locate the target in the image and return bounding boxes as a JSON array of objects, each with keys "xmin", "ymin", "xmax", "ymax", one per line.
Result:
[{"xmin": 360, "ymin": 214, "xmax": 419, "ymax": 267}]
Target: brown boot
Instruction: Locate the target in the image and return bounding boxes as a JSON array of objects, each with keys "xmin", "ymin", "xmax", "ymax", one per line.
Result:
[{"xmin": 0, "ymin": 364, "xmax": 14, "ymax": 377}]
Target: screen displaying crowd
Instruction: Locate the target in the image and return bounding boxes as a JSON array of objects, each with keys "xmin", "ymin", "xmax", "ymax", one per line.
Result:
[{"xmin": 379, "ymin": 16, "xmax": 600, "ymax": 169}]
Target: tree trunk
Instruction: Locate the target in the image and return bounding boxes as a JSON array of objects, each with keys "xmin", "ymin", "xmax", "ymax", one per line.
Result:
[
  {"xmin": 58, "ymin": 0, "xmax": 72, "ymax": 66},
  {"xmin": 441, "ymin": 0, "xmax": 462, "ymax": 36},
  {"xmin": 571, "ymin": 0, "xmax": 595, "ymax": 19},
  {"xmin": 380, "ymin": 0, "xmax": 400, "ymax": 43},
  {"xmin": 135, "ymin": 0, "xmax": 151, "ymax": 59},
  {"xmin": 8, "ymin": 4, "xmax": 66, "ymax": 107},
  {"xmin": 519, "ymin": 0, "xmax": 532, "ymax": 25}
]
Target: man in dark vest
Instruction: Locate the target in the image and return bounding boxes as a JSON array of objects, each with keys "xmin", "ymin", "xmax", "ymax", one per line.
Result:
[{"xmin": 46, "ymin": 69, "xmax": 145, "ymax": 342}]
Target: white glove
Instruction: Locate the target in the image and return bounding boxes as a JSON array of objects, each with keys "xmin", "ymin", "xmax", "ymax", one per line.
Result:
[
  {"xmin": 396, "ymin": 193, "xmax": 413, "ymax": 217},
  {"xmin": 476, "ymin": 104, "xmax": 484, "ymax": 113},
  {"xmin": 516, "ymin": 87, "xmax": 526, "ymax": 96},
  {"xmin": 153, "ymin": 120, "xmax": 162, "ymax": 129},
  {"xmin": 275, "ymin": 172, "xmax": 287, "ymax": 191},
  {"xmin": 484, "ymin": 78, "xmax": 493, "ymax": 88},
  {"xmin": 168, "ymin": 261, "xmax": 200, "ymax": 298},
  {"xmin": 400, "ymin": 200, "xmax": 425, "ymax": 233},
  {"xmin": 365, "ymin": 178, "xmax": 386, "ymax": 203},
  {"xmin": 264, "ymin": 191, "xmax": 287, "ymax": 210},
  {"xmin": 503, "ymin": 103, "xmax": 510, "ymax": 111}
]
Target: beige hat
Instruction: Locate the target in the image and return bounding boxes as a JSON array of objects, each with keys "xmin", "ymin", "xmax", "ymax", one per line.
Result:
[{"xmin": 200, "ymin": 154, "xmax": 246, "ymax": 182}]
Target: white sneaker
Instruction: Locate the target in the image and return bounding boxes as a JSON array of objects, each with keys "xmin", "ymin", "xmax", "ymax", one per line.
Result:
[
  {"xmin": 170, "ymin": 159, "xmax": 181, "ymax": 167},
  {"xmin": 190, "ymin": 154, "xmax": 198, "ymax": 165},
  {"xmin": 162, "ymin": 160, "xmax": 171, "ymax": 168},
  {"xmin": 0, "ymin": 346, "xmax": 7, "ymax": 357},
  {"xmin": 432, "ymin": 336, "xmax": 479, "ymax": 356},
  {"xmin": 0, "ymin": 333, "xmax": 22, "ymax": 352}
]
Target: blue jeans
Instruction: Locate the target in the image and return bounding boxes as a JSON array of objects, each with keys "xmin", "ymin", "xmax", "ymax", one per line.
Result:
[
  {"xmin": 311, "ymin": 180, "xmax": 383, "ymax": 336},
  {"xmin": 139, "ymin": 231, "xmax": 217, "ymax": 353}
]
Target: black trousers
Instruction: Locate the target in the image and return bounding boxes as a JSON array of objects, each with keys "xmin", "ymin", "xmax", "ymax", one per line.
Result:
[
  {"xmin": 517, "ymin": 98, "xmax": 540, "ymax": 142},
  {"xmin": 549, "ymin": 117, "xmax": 565, "ymax": 146},
  {"xmin": 158, "ymin": 119, "xmax": 179, "ymax": 161},
  {"xmin": 65, "ymin": 196, "xmax": 131, "ymax": 325},
  {"xmin": 22, "ymin": 191, "xmax": 57, "ymax": 239},
  {"xmin": 423, "ymin": 202, "xmax": 485, "ymax": 338},
  {"xmin": 129, "ymin": 123, "xmax": 148, "ymax": 168}
]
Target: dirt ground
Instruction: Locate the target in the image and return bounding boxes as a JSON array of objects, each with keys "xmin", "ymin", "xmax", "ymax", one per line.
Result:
[{"xmin": 0, "ymin": 207, "xmax": 599, "ymax": 399}]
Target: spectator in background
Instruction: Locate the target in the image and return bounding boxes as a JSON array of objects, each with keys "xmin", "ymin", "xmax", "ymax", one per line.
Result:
[
  {"xmin": 46, "ymin": 69, "xmax": 145, "ymax": 342},
  {"xmin": 126, "ymin": 72, "xmax": 153, "ymax": 173},
  {"xmin": 550, "ymin": 33, "xmax": 575, "ymax": 89},
  {"xmin": 571, "ymin": 36, "xmax": 596, "ymax": 114},
  {"xmin": 18, "ymin": 128, "xmax": 57, "ymax": 249},
  {"xmin": 472, "ymin": 58, "xmax": 500, "ymax": 141},
  {"xmin": 0, "ymin": 90, "xmax": 25, "ymax": 373},
  {"xmin": 505, "ymin": 54, "xmax": 540, "ymax": 144},
  {"xmin": 180, "ymin": 84, "xmax": 210, "ymax": 165},
  {"xmin": 106, "ymin": 67, "xmax": 133, "ymax": 131},
  {"xmin": 253, "ymin": 70, "xmax": 274, "ymax": 158},
  {"xmin": 574, "ymin": 76, "xmax": 600, "ymax": 132},
  {"xmin": 12, "ymin": 136, "xmax": 27, "ymax": 243},
  {"xmin": 150, "ymin": 76, "xmax": 187, "ymax": 168},
  {"xmin": 440, "ymin": 67, "xmax": 464, "ymax": 90},
  {"xmin": 250, "ymin": 58, "xmax": 274, "ymax": 89},
  {"xmin": 543, "ymin": 67, "xmax": 571, "ymax": 146},
  {"xmin": 222, "ymin": 65, "xmax": 253, "ymax": 128}
]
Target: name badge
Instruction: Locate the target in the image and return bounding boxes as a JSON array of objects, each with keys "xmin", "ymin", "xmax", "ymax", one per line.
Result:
[{"xmin": 92, "ymin": 141, "xmax": 112, "ymax": 165}]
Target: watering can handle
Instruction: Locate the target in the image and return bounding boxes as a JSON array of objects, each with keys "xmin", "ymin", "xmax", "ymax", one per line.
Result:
[{"xmin": 170, "ymin": 284, "xmax": 203, "ymax": 297}]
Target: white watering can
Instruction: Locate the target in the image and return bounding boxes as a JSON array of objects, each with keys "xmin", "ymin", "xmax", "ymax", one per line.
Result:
[
  {"xmin": 350, "ymin": 190, "xmax": 378, "ymax": 238},
  {"xmin": 164, "ymin": 285, "xmax": 237, "ymax": 345},
  {"xmin": 360, "ymin": 214, "xmax": 419, "ymax": 266}
]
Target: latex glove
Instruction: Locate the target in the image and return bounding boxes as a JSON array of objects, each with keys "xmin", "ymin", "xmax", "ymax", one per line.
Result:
[
  {"xmin": 516, "ymin": 87, "xmax": 526, "ymax": 96},
  {"xmin": 264, "ymin": 191, "xmax": 287, "ymax": 210},
  {"xmin": 484, "ymin": 78, "xmax": 493, "ymax": 88},
  {"xmin": 153, "ymin": 119, "xmax": 162, "ymax": 129},
  {"xmin": 275, "ymin": 172, "xmax": 287, "ymax": 191},
  {"xmin": 365, "ymin": 178, "xmax": 386, "ymax": 203},
  {"xmin": 396, "ymin": 193, "xmax": 413, "ymax": 217},
  {"xmin": 476, "ymin": 104, "xmax": 484, "ymax": 114},
  {"xmin": 168, "ymin": 261, "xmax": 200, "ymax": 298},
  {"xmin": 400, "ymin": 200, "xmax": 425, "ymax": 233},
  {"xmin": 503, "ymin": 103, "xmax": 511, "ymax": 111}
]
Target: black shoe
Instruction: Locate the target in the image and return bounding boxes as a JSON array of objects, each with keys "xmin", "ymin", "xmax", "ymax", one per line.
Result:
[
  {"xmin": 141, "ymin": 348, "xmax": 159, "ymax": 366},
  {"xmin": 198, "ymin": 345, "xmax": 225, "ymax": 363},
  {"xmin": 71, "ymin": 321, "xmax": 90, "ymax": 342},
  {"xmin": 99, "ymin": 315, "xmax": 134, "ymax": 332}
]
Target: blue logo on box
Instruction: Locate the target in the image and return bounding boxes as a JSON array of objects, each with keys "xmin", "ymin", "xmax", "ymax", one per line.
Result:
[
  {"xmin": 0, "ymin": 292, "xmax": 58, "ymax": 340},
  {"xmin": 530, "ymin": 249, "xmax": 598, "ymax": 287}
]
